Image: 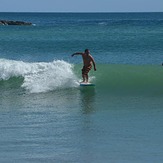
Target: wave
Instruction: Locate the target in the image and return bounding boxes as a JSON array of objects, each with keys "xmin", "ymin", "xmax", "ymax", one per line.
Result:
[
  {"xmin": 93, "ymin": 64, "xmax": 163, "ymax": 95},
  {"xmin": 0, "ymin": 59, "xmax": 78, "ymax": 93},
  {"xmin": 1, "ymin": 59, "xmax": 163, "ymax": 95}
]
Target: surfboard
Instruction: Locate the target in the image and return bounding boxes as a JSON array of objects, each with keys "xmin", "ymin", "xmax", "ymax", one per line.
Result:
[{"xmin": 80, "ymin": 82, "xmax": 95, "ymax": 86}]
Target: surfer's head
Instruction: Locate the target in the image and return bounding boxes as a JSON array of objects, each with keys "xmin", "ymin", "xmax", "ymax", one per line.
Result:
[{"xmin": 85, "ymin": 49, "xmax": 90, "ymax": 55}]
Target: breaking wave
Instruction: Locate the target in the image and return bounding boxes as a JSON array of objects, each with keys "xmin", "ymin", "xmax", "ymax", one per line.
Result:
[{"xmin": 0, "ymin": 59, "xmax": 78, "ymax": 93}]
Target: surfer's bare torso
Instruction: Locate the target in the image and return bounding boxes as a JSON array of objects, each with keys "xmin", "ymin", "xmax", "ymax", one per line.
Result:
[{"xmin": 82, "ymin": 53, "xmax": 93, "ymax": 67}]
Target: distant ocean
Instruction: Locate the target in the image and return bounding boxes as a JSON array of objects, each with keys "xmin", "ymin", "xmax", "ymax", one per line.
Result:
[{"xmin": 0, "ymin": 12, "xmax": 163, "ymax": 162}]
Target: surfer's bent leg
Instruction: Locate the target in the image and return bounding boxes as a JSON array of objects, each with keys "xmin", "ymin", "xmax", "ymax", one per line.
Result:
[{"xmin": 82, "ymin": 65, "xmax": 92, "ymax": 83}]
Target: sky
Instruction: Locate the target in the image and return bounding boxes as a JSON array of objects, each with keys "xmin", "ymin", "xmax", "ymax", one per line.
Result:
[{"xmin": 0, "ymin": 0, "xmax": 163, "ymax": 12}]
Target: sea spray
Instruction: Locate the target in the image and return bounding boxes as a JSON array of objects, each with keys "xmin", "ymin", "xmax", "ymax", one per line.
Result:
[
  {"xmin": 0, "ymin": 59, "xmax": 30, "ymax": 80},
  {"xmin": 0, "ymin": 59, "xmax": 78, "ymax": 93}
]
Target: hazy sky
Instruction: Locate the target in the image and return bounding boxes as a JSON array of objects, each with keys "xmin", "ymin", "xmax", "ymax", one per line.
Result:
[{"xmin": 0, "ymin": 0, "xmax": 163, "ymax": 12}]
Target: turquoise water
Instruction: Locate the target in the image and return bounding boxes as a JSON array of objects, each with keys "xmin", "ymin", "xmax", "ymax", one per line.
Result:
[{"xmin": 0, "ymin": 13, "xmax": 163, "ymax": 162}]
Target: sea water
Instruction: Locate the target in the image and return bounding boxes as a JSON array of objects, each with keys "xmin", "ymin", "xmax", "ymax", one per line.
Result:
[{"xmin": 0, "ymin": 12, "xmax": 163, "ymax": 162}]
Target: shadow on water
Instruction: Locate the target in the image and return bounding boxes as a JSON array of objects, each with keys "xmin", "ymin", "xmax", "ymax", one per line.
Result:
[{"xmin": 79, "ymin": 87, "xmax": 96, "ymax": 114}]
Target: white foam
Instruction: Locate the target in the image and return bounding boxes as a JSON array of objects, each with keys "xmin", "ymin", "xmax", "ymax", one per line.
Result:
[
  {"xmin": 98, "ymin": 22, "xmax": 108, "ymax": 25},
  {"xmin": 0, "ymin": 59, "xmax": 79, "ymax": 93}
]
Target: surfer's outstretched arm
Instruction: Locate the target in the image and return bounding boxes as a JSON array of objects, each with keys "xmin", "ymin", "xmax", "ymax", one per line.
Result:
[{"xmin": 71, "ymin": 52, "xmax": 83, "ymax": 57}]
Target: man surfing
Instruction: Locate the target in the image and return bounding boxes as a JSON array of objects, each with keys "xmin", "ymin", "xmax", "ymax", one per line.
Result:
[{"xmin": 72, "ymin": 49, "xmax": 96, "ymax": 83}]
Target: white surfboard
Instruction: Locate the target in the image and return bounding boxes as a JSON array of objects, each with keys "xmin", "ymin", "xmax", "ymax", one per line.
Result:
[{"xmin": 80, "ymin": 82, "xmax": 95, "ymax": 86}]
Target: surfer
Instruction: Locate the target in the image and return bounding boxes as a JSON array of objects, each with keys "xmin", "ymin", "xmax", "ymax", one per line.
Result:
[{"xmin": 72, "ymin": 49, "xmax": 96, "ymax": 83}]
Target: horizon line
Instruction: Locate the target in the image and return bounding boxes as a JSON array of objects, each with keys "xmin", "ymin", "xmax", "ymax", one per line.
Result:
[{"xmin": 0, "ymin": 11, "xmax": 163, "ymax": 14}]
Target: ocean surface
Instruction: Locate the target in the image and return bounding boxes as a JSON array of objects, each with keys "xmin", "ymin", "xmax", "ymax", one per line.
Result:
[{"xmin": 0, "ymin": 12, "xmax": 163, "ymax": 162}]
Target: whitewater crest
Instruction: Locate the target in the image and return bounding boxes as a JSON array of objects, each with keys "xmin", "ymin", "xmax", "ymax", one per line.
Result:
[{"xmin": 0, "ymin": 59, "xmax": 78, "ymax": 93}]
